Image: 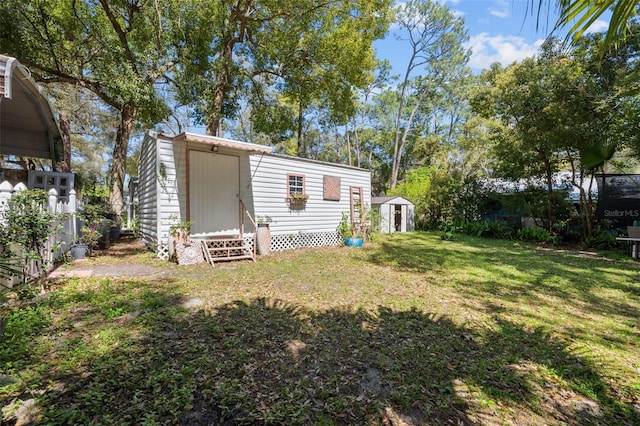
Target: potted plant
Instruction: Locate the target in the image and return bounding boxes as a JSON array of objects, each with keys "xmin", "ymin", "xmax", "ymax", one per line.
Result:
[
  {"xmin": 346, "ymin": 233, "xmax": 364, "ymax": 247},
  {"xmin": 337, "ymin": 212, "xmax": 364, "ymax": 247},
  {"xmin": 106, "ymin": 213, "xmax": 122, "ymax": 242},
  {"xmin": 169, "ymin": 220, "xmax": 203, "ymax": 265},
  {"xmin": 170, "ymin": 220, "xmax": 194, "ymax": 245},
  {"xmin": 256, "ymin": 216, "xmax": 272, "ymax": 256},
  {"xmin": 78, "ymin": 201, "xmax": 110, "ymax": 249},
  {"xmin": 71, "ymin": 225, "xmax": 101, "ymax": 259}
]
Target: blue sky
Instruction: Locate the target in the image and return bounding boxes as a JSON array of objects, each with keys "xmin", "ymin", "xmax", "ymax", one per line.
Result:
[{"xmin": 374, "ymin": 0, "xmax": 611, "ymax": 74}]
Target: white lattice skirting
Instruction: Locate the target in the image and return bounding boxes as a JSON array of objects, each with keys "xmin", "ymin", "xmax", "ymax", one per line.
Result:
[
  {"xmin": 270, "ymin": 231, "xmax": 342, "ymax": 252},
  {"xmin": 156, "ymin": 243, "xmax": 170, "ymax": 260},
  {"xmin": 155, "ymin": 231, "xmax": 341, "ymax": 260}
]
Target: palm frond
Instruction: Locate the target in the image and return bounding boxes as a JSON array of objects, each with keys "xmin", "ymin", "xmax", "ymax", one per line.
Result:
[
  {"xmin": 559, "ymin": 0, "xmax": 637, "ymax": 49},
  {"xmin": 532, "ymin": 1, "xmax": 638, "ymax": 50}
]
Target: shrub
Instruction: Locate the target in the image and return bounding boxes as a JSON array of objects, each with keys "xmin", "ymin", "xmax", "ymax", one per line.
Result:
[
  {"xmin": 517, "ymin": 227, "xmax": 558, "ymax": 244},
  {"xmin": 1, "ymin": 190, "xmax": 61, "ymax": 279},
  {"xmin": 583, "ymin": 232, "xmax": 618, "ymax": 250},
  {"xmin": 458, "ymin": 221, "xmax": 515, "ymax": 240}
]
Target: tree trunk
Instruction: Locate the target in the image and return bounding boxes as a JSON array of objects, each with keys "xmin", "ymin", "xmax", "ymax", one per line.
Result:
[
  {"xmin": 205, "ymin": 1, "xmax": 253, "ymax": 137},
  {"xmin": 297, "ymin": 100, "xmax": 305, "ymax": 157},
  {"xmin": 206, "ymin": 68, "xmax": 227, "ymax": 137},
  {"xmin": 109, "ymin": 103, "xmax": 137, "ymax": 218},
  {"xmin": 346, "ymin": 124, "xmax": 352, "ymax": 166},
  {"xmin": 391, "ymin": 89, "xmax": 427, "ymax": 189},
  {"xmin": 58, "ymin": 114, "xmax": 72, "ymax": 172},
  {"xmin": 544, "ymin": 162, "xmax": 554, "ymax": 234}
]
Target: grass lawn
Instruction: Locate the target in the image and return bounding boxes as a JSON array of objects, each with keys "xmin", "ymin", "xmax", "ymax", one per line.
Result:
[{"xmin": 1, "ymin": 232, "xmax": 639, "ymax": 425}]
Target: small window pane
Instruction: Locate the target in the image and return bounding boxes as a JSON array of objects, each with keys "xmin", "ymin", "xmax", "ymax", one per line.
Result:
[{"xmin": 288, "ymin": 175, "xmax": 304, "ymax": 194}]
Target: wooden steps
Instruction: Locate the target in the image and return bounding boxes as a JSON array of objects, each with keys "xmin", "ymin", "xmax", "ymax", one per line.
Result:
[{"xmin": 200, "ymin": 235, "xmax": 255, "ymax": 266}]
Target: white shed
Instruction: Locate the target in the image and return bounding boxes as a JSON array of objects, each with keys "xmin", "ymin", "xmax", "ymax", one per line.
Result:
[
  {"xmin": 372, "ymin": 196, "xmax": 415, "ymax": 233},
  {"xmin": 138, "ymin": 131, "xmax": 371, "ymax": 260}
]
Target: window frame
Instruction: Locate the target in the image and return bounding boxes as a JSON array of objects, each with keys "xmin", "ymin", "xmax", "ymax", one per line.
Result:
[{"xmin": 287, "ymin": 173, "xmax": 306, "ymax": 197}]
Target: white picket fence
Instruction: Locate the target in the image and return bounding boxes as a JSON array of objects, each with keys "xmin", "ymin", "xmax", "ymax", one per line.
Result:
[{"xmin": 0, "ymin": 180, "xmax": 78, "ymax": 280}]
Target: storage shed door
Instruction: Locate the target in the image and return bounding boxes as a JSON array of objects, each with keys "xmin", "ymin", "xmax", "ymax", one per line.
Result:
[{"xmin": 189, "ymin": 151, "xmax": 239, "ymax": 234}]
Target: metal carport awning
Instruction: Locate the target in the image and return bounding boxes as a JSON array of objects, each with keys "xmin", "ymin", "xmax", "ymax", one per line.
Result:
[
  {"xmin": 0, "ymin": 55, "xmax": 63, "ymax": 166},
  {"xmin": 170, "ymin": 132, "xmax": 273, "ymax": 153}
]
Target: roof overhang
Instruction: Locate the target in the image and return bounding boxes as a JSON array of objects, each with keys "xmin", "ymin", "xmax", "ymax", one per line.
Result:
[
  {"xmin": 372, "ymin": 196, "xmax": 414, "ymax": 206},
  {"xmin": 171, "ymin": 132, "xmax": 273, "ymax": 154},
  {"xmin": 0, "ymin": 55, "xmax": 63, "ymax": 164}
]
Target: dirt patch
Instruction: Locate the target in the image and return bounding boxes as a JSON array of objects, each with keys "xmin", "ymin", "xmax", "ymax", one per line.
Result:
[{"xmin": 48, "ymin": 238, "xmax": 178, "ymax": 279}]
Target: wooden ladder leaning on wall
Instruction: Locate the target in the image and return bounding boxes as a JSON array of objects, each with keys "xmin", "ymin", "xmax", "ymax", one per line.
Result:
[
  {"xmin": 200, "ymin": 200, "xmax": 257, "ymax": 266},
  {"xmin": 349, "ymin": 186, "xmax": 368, "ymax": 239}
]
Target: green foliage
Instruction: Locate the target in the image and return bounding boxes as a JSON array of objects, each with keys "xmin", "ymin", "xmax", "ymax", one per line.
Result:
[
  {"xmin": 516, "ymin": 227, "xmax": 559, "ymax": 244},
  {"xmin": 472, "ymin": 34, "xmax": 640, "ymax": 236},
  {"xmin": 78, "ymin": 225, "xmax": 101, "ymax": 247},
  {"xmin": 440, "ymin": 222, "xmax": 454, "ymax": 241},
  {"xmin": 0, "ymin": 190, "xmax": 61, "ymax": 280},
  {"xmin": 389, "ymin": 0, "xmax": 471, "ymax": 188},
  {"xmin": 82, "ymin": 184, "xmax": 110, "ymax": 206},
  {"xmin": 169, "ymin": 220, "xmax": 194, "ymax": 236},
  {"xmin": 583, "ymin": 231, "xmax": 619, "ymax": 250},
  {"xmin": 502, "ymin": 187, "xmax": 575, "ymax": 233},
  {"xmin": 337, "ymin": 212, "xmax": 352, "ymax": 240},
  {"xmin": 0, "ymin": 211, "xmax": 22, "ymax": 288},
  {"xmin": 0, "ymin": 305, "xmax": 50, "ymax": 360},
  {"xmin": 0, "ymin": 257, "xmax": 22, "ymax": 285},
  {"xmin": 0, "ymin": 0, "xmax": 173, "ymax": 215},
  {"xmin": 172, "ymin": 0, "xmax": 393, "ymax": 142},
  {"xmin": 458, "ymin": 221, "xmax": 515, "ymax": 240},
  {"xmin": 80, "ymin": 203, "xmax": 107, "ymax": 227},
  {"xmin": 531, "ymin": 0, "xmax": 637, "ymax": 51},
  {"xmin": 391, "ymin": 167, "xmax": 478, "ymax": 230}
]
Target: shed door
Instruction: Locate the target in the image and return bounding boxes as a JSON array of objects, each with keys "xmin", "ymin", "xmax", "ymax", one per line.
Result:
[
  {"xmin": 189, "ymin": 151, "xmax": 239, "ymax": 234},
  {"xmin": 394, "ymin": 205, "xmax": 402, "ymax": 232}
]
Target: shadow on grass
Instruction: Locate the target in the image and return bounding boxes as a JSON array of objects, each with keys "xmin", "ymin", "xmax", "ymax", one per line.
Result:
[{"xmin": 3, "ymin": 284, "xmax": 637, "ymax": 425}]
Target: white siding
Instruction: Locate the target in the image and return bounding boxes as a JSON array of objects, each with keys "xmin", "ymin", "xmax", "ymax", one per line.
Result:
[
  {"xmin": 137, "ymin": 132, "xmax": 182, "ymax": 252},
  {"xmin": 248, "ymin": 153, "xmax": 371, "ymax": 236},
  {"xmin": 137, "ymin": 132, "xmax": 159, "ymax": 249},
  {"xmin": 0, "ymin": 56, "xmax": 8, "ymax": 96},
  {"xmin": 156, "ymin": 135, "xmax": 182, "ymax": 247},
  {"xmin": 139, "ymin": 132, "xmax": 372, "ymax": 251}
]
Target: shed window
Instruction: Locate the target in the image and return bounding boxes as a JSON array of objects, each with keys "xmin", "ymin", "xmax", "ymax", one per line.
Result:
[{"xmin": 288, "ymin": 174, "xmax": 305, "ymax": 195}]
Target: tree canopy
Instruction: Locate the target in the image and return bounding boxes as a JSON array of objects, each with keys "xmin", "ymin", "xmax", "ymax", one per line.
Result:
[
  {"xmin": 0, "ymin": 0, "xmax": 174, "ymax": 215},
  {"xmin": 170, "ymin": 0, "xmax": 392, "ymax": 156}
]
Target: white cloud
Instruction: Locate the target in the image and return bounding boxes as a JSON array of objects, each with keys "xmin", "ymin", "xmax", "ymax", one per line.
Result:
[
  {"xmin": 584, "ymin": 19, "xmax": 609, "ymax": 34},
  {"xmin": 489, "ymin": 0, "xmax": 510, "ymax": 19},
  {"xmin": 465, "ymin": 33, "xmax": 544, "ymax": 71}
]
